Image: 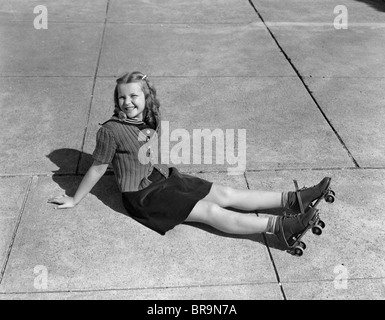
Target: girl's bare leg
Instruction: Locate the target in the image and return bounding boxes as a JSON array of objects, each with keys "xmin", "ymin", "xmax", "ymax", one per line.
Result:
[
  {"xmin": 185, "ymin": 200, "xmax": 270, "ymax": 234},
  {"xmin": 203, "ymin": 184, "xmax": 283, "ymax": 211}
]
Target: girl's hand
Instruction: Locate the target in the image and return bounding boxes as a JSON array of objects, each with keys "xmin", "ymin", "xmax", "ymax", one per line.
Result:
[{"xmin": 47, "ymin": 195, "xmax": 76, "ymax": 209}]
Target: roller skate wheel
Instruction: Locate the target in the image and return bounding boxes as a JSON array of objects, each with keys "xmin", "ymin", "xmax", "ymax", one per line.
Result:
[
  {"xmin": 294, "ymin": 247, "xmax": 304, "ymax": 257},
  {"xmin": 318, "ymin": 220, "xmax": 326, "ymax": 229},
  {"xmin": 298, "ymin": 241, "xmax": 307, "ymax": 250},
  {"xmin": 329, "ymin": 190, "xmax": 336, "ymax": 196},
  {"xmin": 325, "ymin": 194, "xmax": 335, "ymax": 203},
  {"xmin": 312, "ymin": 226, "xmax": 323, "ymax": 236}
]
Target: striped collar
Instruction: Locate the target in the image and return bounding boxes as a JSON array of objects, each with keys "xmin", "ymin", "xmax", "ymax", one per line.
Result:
[
  {"xmin": 114, "ymin": 113, "xmax": 144, "ymax": 125},
  {"xmin": 118, "ymin": 117, "xmax": 144, "ymax": 125},
  {"xmin": 99, "ymin": 114, "xmax": 144, "ymax": 126}
]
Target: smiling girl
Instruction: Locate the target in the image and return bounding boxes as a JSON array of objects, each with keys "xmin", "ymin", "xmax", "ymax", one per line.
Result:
[{"xmin": 48, "ymin": 71, "xmax": 331, "ymax": 246}]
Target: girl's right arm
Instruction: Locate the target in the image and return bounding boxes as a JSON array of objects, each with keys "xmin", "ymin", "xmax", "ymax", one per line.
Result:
[{"xmin": 48, "ymin": 160, "xmax": 109, "ymax": 209}]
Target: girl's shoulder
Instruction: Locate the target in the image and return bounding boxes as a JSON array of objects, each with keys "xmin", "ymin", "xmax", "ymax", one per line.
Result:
[{"xmin": 99, "ymin": 115, "xmax": 122, "ymax": 127}]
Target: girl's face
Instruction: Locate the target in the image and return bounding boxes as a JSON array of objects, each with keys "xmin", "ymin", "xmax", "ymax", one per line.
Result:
[{"xmin": 117, "ymin": 82, "xmax": 146, "ymax": 121}]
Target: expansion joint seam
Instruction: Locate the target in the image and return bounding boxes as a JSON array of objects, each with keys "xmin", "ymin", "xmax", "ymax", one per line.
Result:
[
  {"xmin": 247, "ymin": 0, "xmax": 360, "ymax": 169},
  {"xmin": 0, "ymin": 176, "xmax": 34, "ymax": 285}
]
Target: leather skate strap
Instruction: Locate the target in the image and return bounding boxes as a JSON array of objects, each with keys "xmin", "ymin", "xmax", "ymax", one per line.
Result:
[{"xmin": 293, "ymin": 180, "xmax": 305, "ymax": 215}]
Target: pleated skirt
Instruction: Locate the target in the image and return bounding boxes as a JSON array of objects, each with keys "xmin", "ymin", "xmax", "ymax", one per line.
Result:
[{"xmin": 122, "ymin": 167, "xmax": 213, "ymax": 235}]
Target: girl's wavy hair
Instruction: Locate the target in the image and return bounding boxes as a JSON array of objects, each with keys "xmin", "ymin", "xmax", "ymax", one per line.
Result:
[{"xmin": 113, "ymin": 71, "xmax": 161, "ymax": 128}]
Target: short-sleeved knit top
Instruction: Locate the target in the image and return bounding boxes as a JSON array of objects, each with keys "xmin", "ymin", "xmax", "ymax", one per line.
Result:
[{"xmin": 93, "ymin": 115, "xmax": 169, "ymax": 192}]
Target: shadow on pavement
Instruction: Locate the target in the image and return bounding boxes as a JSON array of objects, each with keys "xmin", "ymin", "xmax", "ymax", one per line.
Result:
[
  {"xmin": 264, "ymin": 233, "xmax": 288, "ymax": 251},
  {"xmin": 355, "ymin": 0, "xmax": 385, "ymax": 11},
  {"xmin": 46, "ymin": 148, "xmax": 126, "ymax": 215},
  {"xmin": 47, "ymin": 148, "xmax": 279, "ymax": 247},
  {"xmin": 184, "ymin": 208, "xmax": 287, "ymax": 248},
  {"xmin": 183, "ymin": 221, "xmax": 267, "ymax": 246},
  {"xmin": 257, "ymin": 208, "xmax": 288, "ymax": 251}
]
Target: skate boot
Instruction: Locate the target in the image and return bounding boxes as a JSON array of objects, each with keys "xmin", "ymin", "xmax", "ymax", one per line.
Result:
[
  {"xmin": 274, "ymin": 207, "xmax": 320, "ymax": 249},
  {"xmin": 286, "ymin": 177, "xmax": 333, "ymax": 214}
]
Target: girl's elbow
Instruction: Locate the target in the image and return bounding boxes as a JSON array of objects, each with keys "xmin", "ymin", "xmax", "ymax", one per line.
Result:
[{"xmin": 91, "ymin": 160, "xmax": 109, "ymax": 175}]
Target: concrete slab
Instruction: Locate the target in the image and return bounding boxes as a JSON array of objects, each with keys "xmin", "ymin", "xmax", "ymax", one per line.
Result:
[
  {"xmin": 246, "ymin": 169, "xmax": 385, "ymax": 298},
  {"xmin": 262, "ymin": 25, "xmax": 385, "ymax": 77},
  {"xmin": 0, "ymin": 176, "xmax": 30, "ymax": 274},
  {"xmin": 80, "ymin": 76, "xmax": 353, "ymax": 174},
  {"xmin": 251, "ymin": 0, "xmax": 385, "ymax": 23},
  {"xmin": 305, "ymin": 77, "xmax": 385, "ymax": 167},
  {"xmin": 0, "ymin": 0, "xmax": 108, "ymax": 22},
  {"xmin": 283, "ymin": 278, "xmax": 385, "ymax": 300},
  {"xmin": 0, "ymin": 173, "xmax": 277, "ymax": 299},
  {"xmin": 0, "ymin": 0, "xmax": 383, "ymax": 301},
  {"xmin": 97, "ymin": 23, "xmax": 296, "ymax": 77},
  {"xmin": 0, "ymin": 282, "xmax": 283, "ymax": 300},
  {"xmin": 250, "ymin": 1, "xmax": 385, "ymax": 78},
  {"xmin": 0, "ymin": 77, "xmax": 93, "ymax": 175},
  {"xmin": 107, "ymin": 0, "xmax": 257, "ymax": 24},
  {"xmin": 0, "ymin": 22, "xmax": 103, "ymax": 76}
]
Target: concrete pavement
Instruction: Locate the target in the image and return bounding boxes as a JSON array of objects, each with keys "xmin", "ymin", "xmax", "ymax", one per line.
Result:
[{"xmin": 0, "ymin": 0, "xmax": 384, "ymax": 300}]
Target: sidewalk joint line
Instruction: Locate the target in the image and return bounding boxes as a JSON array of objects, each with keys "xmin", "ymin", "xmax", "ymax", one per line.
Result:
[
  {"xmin": 247, "ymin": 0, "xmax": 361, "ymax": 169},
  {"xmin": 0, "ymin": 75, "xmax": 94, "ymax": 78},
  {"xmin": 281, "ymin": 275, "xmax": 385, "ymax": 284},
  {"xmin": 262, "ymin": 234, "xmax": 287, "ymax": 300},
  {"xmin": 1, "ymin": 75, "xmax": 384, "ymax": 79},
  {"xmin": 245, "ymin": 171, "xmax": 287, "ymax": 300},
  {"xmin": 243, "ymin": 171, "xmax": 251, "ymax": 190},
  {"xmin": 0, "ymin": 176, "xmax": 34, "ymax": 286},
  {"xmin": 107, "ymin": 21, "xmax": 253, "ymax": 26},
  {"xmin": 0, "ymin": 280, "xmax": 279, "ymax": 296},
  {"xmin": 5, "ymin": 20, "xmax": 385, "ymax": 28},
  {"xmin": 1, "ymin": 275, "xmax": 383, "ymax": 296},
  {"xmin": 75, "ymin": 0, "xmax": 110, "ymax": 175},
  {"xmin": 2, "ymin": 166, "xmax": 385, "ymax": 179}
]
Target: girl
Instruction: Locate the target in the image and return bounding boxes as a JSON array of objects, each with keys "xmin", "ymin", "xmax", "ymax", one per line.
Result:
[{"xmin": 48, "ymin": 71, "xmax": 331, "ymax": 246}]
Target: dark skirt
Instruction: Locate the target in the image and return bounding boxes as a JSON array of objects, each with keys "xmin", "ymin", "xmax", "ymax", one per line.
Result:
[{"xmin": 122, "ymin": 167, "xmax": 213, "ymax": 235}]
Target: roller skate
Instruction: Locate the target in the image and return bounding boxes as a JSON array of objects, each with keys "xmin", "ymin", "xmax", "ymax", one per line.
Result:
[
  {"xmin": 287, "ymin": 177, "xmax": 335, "ymax": 214},
  {"xmin": 277, "ymin": 178, "xmax": 335, "ymax": 256}
]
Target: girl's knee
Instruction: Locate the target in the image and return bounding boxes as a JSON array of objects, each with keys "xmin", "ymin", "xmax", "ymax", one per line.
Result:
[
  {"xmin": 187, "ymin": 200, "xmax": 222, "ymax": 223},
  {"xmin": 205, "ymin": 201, "xmax": 222, "ymax": 219},
  {"xmin": 210, "ymin": 184, "xmax": 236, "ymax": 207},
  {"xmin": 220, "ymin": 185, "xmax": 235, "ymax": 198}
]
